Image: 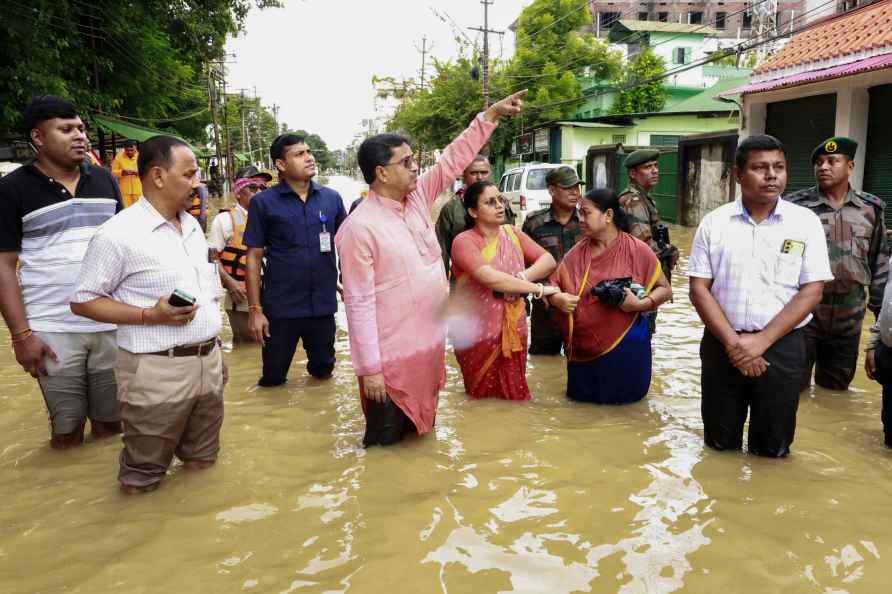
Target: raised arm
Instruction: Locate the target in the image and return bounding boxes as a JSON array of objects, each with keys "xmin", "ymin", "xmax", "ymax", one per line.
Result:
[{"xmin": 416, "ymin": 91, "xmax": 527, "ymax": 209}]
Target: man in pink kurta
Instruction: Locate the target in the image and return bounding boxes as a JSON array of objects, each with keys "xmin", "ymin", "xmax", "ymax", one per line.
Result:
[{"xmin": 335, "ymin": 91, "xmax": 526, "ymax": 446}]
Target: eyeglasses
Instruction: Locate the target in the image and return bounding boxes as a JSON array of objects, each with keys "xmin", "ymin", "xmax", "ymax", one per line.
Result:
[{"xmin": 383, "ymin": 154, "xmax": 416, "ymax": 170}]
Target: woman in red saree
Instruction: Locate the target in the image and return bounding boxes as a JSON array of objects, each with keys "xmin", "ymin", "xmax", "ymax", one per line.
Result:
[
  {"xmin": 449, "ymin": 181, "xmax": 558, "ymax": 400},
  {"xmin": 549, "ymin": 188, "xmax": 672, "ymax": 404}
]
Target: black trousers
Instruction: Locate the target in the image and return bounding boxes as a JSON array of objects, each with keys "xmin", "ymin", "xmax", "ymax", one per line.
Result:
[
  {"xmin": 700, "ymin": 328, "xmax": 804, "ymax": 458},
  {"xmin": 529, "ymin": 299, "xmax": 563, "ymax": 355},
  {"xmin": 802, "ymin": 323, "xmax": 862, "ymax": 391},
  {"xmin": 259, "ymin": 315, "xmax": 336, "ymax": 386},
  {"xmin": 872, "ymin": 342, "xmax": 892, "ymax": 447},
  {"xmin": 363, "ymin": 396, "xmax": 417, "ymax": 447}
]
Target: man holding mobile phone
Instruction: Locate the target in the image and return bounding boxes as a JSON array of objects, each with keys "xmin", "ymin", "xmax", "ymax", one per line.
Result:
[{"xmin": 71, "ymin": 135, "xmax": 227, "ymax": 494}]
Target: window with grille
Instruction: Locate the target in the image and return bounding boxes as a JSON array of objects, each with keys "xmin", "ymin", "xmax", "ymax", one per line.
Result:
[
  {"xmin": 658, "ymin": 12, "xmax": 669, "ymax": 22},
  {"xmin": 650, "ymin": 135, "xmax": 682, "ymax": 146},
  {"xmin": 673, "ymin": 47, "xmax": 692, "ymax": 64},
  {"xmin": 612, "ymin": 134, "xmax": 627, "ymax": 144},
  {"xmin": 599, "ymin": 12, "xmax": 622, "ymax": 29},
  {"xmin": 690, "ymin": 11, "xmax": 703, "ymax": 24},
  {"xmin": 715, "ymin": 11, "xmax": 727, "ymax": 29},
  {"xmin": 637, "ymin": 12, "xmax": 648, "ymax": 20},
  {"xmin": 742, "ymin": 12, "xmax": 752, "ymax": 29}
]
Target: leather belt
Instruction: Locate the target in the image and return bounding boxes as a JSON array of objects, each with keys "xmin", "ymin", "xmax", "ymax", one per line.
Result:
[{"xmin": 147, "ymin": 338, "xmax": 219, "ymax": 358}]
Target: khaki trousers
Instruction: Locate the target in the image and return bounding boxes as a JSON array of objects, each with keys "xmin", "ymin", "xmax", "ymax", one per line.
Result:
[{"xmin": 115, "ymin": 346, "xmax": 224, "ymax": 488}]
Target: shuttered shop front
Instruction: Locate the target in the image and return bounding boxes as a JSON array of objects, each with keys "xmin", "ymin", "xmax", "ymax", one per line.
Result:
[
  {"xmin": 863, "ymin": 84, "xmax": 892, "ymax": 227},
  {"xmin": 765, "ymin": 93, "xmax": 837, "ymax": 194}
]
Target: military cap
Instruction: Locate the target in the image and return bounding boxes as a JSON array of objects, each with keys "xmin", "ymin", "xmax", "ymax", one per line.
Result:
[
  {"xmin": 624, "ymin": 149, "xmax": 660, "ymax": 169},
  {"xmin": 235, "ymin": 164, "xmax": 273, "ymax": 181},
  {"xmin": 811, "ymin": 136, "xmax": 857, "ymax": 163},
  {"xmin": 545, "ymin": 166, "xmax": 581, "ymax": 188}
]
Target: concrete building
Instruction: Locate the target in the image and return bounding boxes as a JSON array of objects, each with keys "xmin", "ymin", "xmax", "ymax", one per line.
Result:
[
  {"xmin": 732, "ymin": 0, "xmax": 892, "ymax": 208},
  {"xmin": 589, "ymin": 0, "xmax": 805, "ymax": 40},
  {"xmin": 511, "ymin": 76, "xmax": 745, "ymax": 174}
]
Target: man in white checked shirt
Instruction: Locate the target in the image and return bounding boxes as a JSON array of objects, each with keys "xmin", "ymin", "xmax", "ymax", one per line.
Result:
[
  {"xmin": 688, "ymin": 135, "xmax": 833, "ymax": 458},
  {"xmin": 72, "ymin": 135, "xmax": 228, "ymax": 494}
]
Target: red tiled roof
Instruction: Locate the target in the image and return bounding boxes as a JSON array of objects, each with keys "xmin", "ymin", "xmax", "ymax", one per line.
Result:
[{"xmin": 754, "ymin": 0, "xmax": 892, "ymax": 76}]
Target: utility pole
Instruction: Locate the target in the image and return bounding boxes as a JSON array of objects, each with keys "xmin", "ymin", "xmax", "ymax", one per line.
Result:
[
  {"xmin": 469, "ymin": 0, "xmax": 504, "ymax": 108},
  {"xmin": 414, "ymin": 36, "xmax": 433, "ymax": 89},
  {"xmin": 221, "ymin": 74, "xmax": 234, "ymax": 189},
  {"xmin": 207, "ymin": 66, "xmax": 223, "ymax": 186},
  {"xmin": 239, "ymin": 89, "xmax": 247, "ymax": 154}
]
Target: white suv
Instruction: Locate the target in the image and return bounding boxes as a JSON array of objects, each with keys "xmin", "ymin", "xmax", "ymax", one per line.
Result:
[{"xmin": 498, "ymin": 163, "xmax": 562, "ymax": 225}]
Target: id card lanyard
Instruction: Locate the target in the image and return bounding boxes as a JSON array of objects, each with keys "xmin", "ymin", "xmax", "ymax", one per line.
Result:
[{"xmin": 319, "ymin": 211, "xmax": 332, "ymax": 253}]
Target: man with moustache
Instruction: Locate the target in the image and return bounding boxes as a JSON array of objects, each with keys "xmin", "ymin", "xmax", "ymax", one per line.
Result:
[
  {"xmin": 688, "ymin": 135, "xmax": 832, "ymax": 458},
  {"xmin": 336, "ymin": 90, "xmax": 526, "ymax": 447},
  {"xmin": 788, "ymin": 137, "xmax": 889, "ymax": 392},
  {"xmin": 244, "ymin": 134, "xmax": 347, "ymax": 386},
  {"xmin": 0, "ymin": 95, "xmax": 122, "ymax": 449},
  {"xmin": 522, "ymin": 166, "xmax": 585, "ymax": 355},
  {"xmin": 72, "ymin": 135, "xmax": 227, "ymax": 493},
  {"xmin": 435, "ymin": 154, "xmax": 515, "ymax": 281}
]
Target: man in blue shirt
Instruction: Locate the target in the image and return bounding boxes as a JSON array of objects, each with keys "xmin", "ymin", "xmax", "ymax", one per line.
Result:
[{"xmin": 244, "ymin": 134, "xmax": 347, "ymax": 386}]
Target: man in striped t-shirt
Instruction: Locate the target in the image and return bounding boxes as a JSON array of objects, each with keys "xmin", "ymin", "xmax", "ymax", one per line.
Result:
[{"xmin": 0, "ymin": 96, "xmax": 122, "ymax": 448}]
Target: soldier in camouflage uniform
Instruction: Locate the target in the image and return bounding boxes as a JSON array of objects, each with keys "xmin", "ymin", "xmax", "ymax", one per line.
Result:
[
  {"xmin": 618, "ymin": 149, "xmax": 679, "ymax": 332},
  {"xmin": 436, "ymin": 155, "xmax": 514, "ymax": 281},
  {"xmin": 522, "ymin": 166, "xmax": 584, "ymax": 354},
  {"xmin": 787, "ymin": 136, "xmax": 889, "ymax": 391}
]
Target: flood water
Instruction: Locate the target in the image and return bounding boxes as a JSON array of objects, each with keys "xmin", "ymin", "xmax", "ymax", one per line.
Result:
[{"xmin": 1, "ymin": 175, "xmax": 891, "ymax": 593}]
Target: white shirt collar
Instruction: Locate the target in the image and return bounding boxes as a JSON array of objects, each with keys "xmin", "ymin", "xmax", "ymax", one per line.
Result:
[{"xmin": 138, "ymin": 196, "xmax": 199, "ymax": 236}]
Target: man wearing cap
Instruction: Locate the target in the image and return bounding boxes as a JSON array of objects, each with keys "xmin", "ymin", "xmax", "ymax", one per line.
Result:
[
  {"xmin": 522, "ymin": 165, "xmax": 584, "ymax": 355},
  {"xmin": 112, "ymin": 139, "xmax": 142, "ymax": 208},
  {"xmin": 619, "ymin": 149, "xmax": 678, "ymax": 332},
  {"xmin": 788, "ymin": 136, "xmax": 889, "ymax": 391},
  {"xmin": 208, "ymin": 165, "xmax": 272, "ymax": 343},
  {"xmin": 435, "ymin": 155, "xmax": 515, "ymax": 282}
]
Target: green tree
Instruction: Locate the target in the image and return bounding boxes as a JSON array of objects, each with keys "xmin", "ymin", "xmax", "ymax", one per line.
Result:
[
  {"xmin": 609, "ymin": 48, "xmax": 667, "ymax": 115},
  {"xmin": 507, "ymin": 0, "xmax": 622, "ymax": 124},
  {"xmin": 0, "ymin": 0, "xmax": 280, "ymax": 141},
  {"xmin": 383, "ymin": 0, "xmax": 621, "ymax": 160}
]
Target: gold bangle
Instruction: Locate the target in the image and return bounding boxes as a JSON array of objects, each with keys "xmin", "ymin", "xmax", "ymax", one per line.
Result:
[
  {"xmin": 11, "ymin": 329, "xmax": 33, "ymax": 344},
  {"xmin": 248, "ymin": 305, "xmax": 263, "ymax": 312},
  {"xmin": 11, "ymin": 327, "xmax": 31, "ymax": 337}
]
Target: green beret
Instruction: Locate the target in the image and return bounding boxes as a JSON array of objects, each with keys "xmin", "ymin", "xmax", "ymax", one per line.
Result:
[
  {"xmin": 811, "ymin": 136, "xmax": 857, "ymax": 163},
  {"xmin": 545, "ymin": 166, "xmax": 581, "ymax": 188},
  {"xmin": 624, "ymin": 149, "xmax": 660, "ymax": 169}
]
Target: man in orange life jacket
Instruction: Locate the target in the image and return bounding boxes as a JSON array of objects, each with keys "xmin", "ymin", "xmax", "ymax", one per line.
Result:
[{"xmin": 208, "ymin": 166, "xmax": 272, "ymax": 342}]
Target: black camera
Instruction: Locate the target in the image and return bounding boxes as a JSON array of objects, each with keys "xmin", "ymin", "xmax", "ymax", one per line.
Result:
[
  {"xmin": 591, "ymin": 277, "xmax": 633, "ymax": 307},
  {"xmin": 653, "ymin": 223, "xmax": 671, "ymax": 252}
]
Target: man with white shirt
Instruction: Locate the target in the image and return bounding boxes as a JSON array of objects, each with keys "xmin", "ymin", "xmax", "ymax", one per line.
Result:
[
  {"xmin": 72, "ymin": 135, "xmax": 227, "ymax": 493},
  {"xmin": 688, "ymin": 135, "xmax": 833, "ymax": 458},
  {"xmin": 208, "ymin": 165, "xmax": 271, "ymax": 343},
  {"xmin": 0, "ymin": 96, "xmax": 122, "ymax": 449}
]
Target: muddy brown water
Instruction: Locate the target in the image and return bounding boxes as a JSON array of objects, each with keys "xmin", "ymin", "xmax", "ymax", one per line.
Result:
[{"xmin": 1, "ymin": 177, "xmax": 890, "ymax": 593}]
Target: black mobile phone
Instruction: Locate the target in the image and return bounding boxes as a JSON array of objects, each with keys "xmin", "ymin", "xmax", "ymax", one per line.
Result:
[{"xmin": 169, "ymin": 289, "xmax": 196, "ymax": 307}]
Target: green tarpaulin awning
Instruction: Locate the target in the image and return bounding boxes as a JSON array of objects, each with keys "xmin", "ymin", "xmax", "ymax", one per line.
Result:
[{"xmin": 92, "ymin": 115, "xmax": 195, "ymax": 150}]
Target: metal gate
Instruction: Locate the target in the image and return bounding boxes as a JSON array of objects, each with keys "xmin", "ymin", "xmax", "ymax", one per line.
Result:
[
  {"xmin": 863, "ymin": 84, "xmax": 892, "ymax": 227},
  {"xmin": 765, "ymin": 93, "xmax": 837, "ymax": 194}
]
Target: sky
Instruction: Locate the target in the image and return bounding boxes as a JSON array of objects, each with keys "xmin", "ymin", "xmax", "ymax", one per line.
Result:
[{"xmin": 225, "ymin": 0, "xmax": 534, "ymax": 151}]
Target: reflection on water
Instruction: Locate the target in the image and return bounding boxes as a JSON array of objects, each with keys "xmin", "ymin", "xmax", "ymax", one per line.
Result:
[{"xmin": 1, "ymin": 179, "xmax": 890, "ymax": 593}]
